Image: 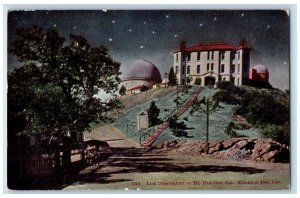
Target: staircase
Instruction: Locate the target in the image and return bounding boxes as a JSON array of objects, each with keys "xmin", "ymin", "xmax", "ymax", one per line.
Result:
[{"xmin": 141, "ymin": 86, "xmax": 203, "ymax": 147}]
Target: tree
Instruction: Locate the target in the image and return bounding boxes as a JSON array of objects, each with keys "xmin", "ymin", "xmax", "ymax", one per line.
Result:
[
  {"xmin": 8, "ymin": 26, "xmax": 121, "ymax": 168},
  {"xmin": 168, "ymin": 67, "xmax": 176, "ymax": 86},
  {"xmin": 191, "ymin": 96, "xmax": 220, "ymax": 153},
  {"xmin": 194, "ymin": 78, "xmax": 202, "ymax": 85},
  {"xmin": 119, "ymin": 85, "xmax": 127, "ymax": 96},
  {"xmin": 147, "ymin": 101, "xmax": 161, "ymax": 126}
]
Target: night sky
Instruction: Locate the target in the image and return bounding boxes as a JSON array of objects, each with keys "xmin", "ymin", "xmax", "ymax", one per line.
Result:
[{"xmin": 7, "ymin": 10, "xmax": 290, "ymax": 90}]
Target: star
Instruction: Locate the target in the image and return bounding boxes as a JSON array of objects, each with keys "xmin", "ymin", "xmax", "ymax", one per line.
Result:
[
  {"xmin": 174, "ymin": 34, "xmax": 178, "ymax": 37},
  {"xmin": 199, "ymin": 23, "xmax": 203, "ymax": 27},
  {"xmin": 166, "ymin": 15, "xmax": 169, "ymax": 18},
  {"xmin": 284, "ymin": 62, "xmax": 287, "ymax": 65},
  {"xmin": 241, "ymin": 13, "xmax": 245, "ymax": 17},
  {"xmin": 140, "ymin": 45, "xmax": 144, "ymax": 49},
  {"xmin": 128, "ymin": 29, "xmax": 132, "ymax": 32},
  {"xmin": 143, "ymin": 21, "xmax": 146, "ymax": 24},
  {"xmin": 73, "ymin": 26, "xmax": 77, "ymax": 30},
  {"xmin": 152, "ymin": 31, "xmax": 155, "ymax": 34},
  {"xmin": 112, "ymin": 20, "xmax": 115, "ymax": 24},
  {"xmin": 267, "ymin": 25, "xmax": 270, "ymax": 29},
  {"xmin": 53, "ymin": 24, "xmax": 56, "ymax": 27},
  {"xmin": 213, "ymin": 17, "xmax": 217, "ymax": 21},
  {"xmin": 109, "ymin": 38, "xmax": 112, "ymax": 42}
]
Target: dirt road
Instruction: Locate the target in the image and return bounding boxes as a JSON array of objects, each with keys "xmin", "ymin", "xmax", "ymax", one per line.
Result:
[{"xmin": 64, "ymin": 124, "xmax": 290, "ymax": 190}]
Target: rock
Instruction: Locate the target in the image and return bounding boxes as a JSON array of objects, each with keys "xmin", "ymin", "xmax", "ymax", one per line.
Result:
[
  {"xmin": 208, "ymin": 141, "xmax": 223, "ymax": 154},
  {"xmin": 222, "ymin": 138, "xmax": 245, "ymax": 149}
]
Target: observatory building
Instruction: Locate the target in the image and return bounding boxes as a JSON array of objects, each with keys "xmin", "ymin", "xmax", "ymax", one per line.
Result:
[
  {"xmin": 122, "ymin": 59, "xmax": 162, "ymax": 94},
  {"xmin": 249, "ymin": 64, "xmax": 269, "ymax": 83},
  {"xmin": 172, "ymin": 40, "xmax": 251, "ymax": 86}
]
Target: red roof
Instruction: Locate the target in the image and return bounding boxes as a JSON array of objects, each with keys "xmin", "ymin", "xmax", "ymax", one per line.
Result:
[
  {"xmin": 173, "ymin": 42, "xmax": 251, "ymax": 53},
  {"xmin": 127, "ymin": 85, "xmax": 149, "ymax": 91}
]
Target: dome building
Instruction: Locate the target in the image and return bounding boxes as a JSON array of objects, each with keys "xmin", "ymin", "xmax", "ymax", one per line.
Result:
[
  {"xmin": 249, "ymin": 64, "xmax": 269, "ymax": 82},
  {"xmin": 122, "ymin": 60, "xmax": 162, "ymax": 94}
]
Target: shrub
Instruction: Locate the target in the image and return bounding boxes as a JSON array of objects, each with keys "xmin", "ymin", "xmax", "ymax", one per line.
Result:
[
  {"xmin": 213, "ymin": 90, "xmax": 240, "ymax": 105},
  {"xmin": 259, "ymin": 123, "xmax": 290, "ymax": 146},
  {"xmin": 216, "ymin": 81, "xmax": 234, "ymax": 90},
  {"xmin": 194, "ymin": 78, "xmax": 201, "ymax": 85},
  {"xmin": 119, "ymin": 85, "xmax": 127, "ymax": 96}
]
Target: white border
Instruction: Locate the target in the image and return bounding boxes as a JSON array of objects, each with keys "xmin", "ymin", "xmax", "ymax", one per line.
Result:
[{"xmin": 1, "ymin": 1, "xmax": 299, "ymax": 197}]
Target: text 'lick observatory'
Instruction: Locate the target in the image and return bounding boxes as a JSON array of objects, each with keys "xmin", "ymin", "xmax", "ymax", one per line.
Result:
[
  {"xmin": 172, "ymin": 40, "xmax": 251, "ymax": 86},
  {"xmin": 122, "ymin": 59, "xmax": 162, "ymax": 94}
]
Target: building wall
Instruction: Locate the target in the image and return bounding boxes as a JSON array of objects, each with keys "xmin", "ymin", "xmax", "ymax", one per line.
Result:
[
  {"xmin": 173, "ymin": 48, "xmax": 250, "ymax": 86},
  {"xmin": 123, "ymin": 80, "xmax": 157, "ymax": 91}
]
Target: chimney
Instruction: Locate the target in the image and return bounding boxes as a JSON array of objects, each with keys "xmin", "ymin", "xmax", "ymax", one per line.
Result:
[
  {"xmin": 240, "ymin": 39, "xmax": 247, "ymax": 47},
  {"xmin": 180, "ymin": 41, "xmax": 186, "ymax": 51}
]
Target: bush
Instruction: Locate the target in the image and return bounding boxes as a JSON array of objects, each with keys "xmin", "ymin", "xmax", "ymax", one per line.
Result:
[
  {"xmin": 119, "ymin": 85, "xmax": 127, "ymax": 96},
  {"xmin": 213, "ymin": 90, "xmax": 240, "ymax": 105},
  {"xmin": 194, "ymin": 78, "xmax": 201, "ymax": 85},
  {"xmin": 224, "ymin": 122, "xmax": 239, "ymax": 137},
  {"xmin": 216, "ymin": 81, "xmax": 234, "ymax": 90},
  {"xmin": 259, "ymin": 123, "xmax": 290, "ymax": 146}
]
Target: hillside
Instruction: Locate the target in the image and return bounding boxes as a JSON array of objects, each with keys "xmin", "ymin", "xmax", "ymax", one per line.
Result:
[{"xmin": 112, "ymin": 83, "xmax": 289, "ymax": 148}]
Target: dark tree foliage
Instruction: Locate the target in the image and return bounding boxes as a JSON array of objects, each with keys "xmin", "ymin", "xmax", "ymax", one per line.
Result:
[
  {"xmin": 194, "ymin": 78, "xmax": 201, "ymax": 85},
  {"xmin": 168, "ymin": 67, "xmax": 177, "ymax": 86},
  {"xmin": 119, "ymin": 85, "xmax": 127, "ymax": 96},
  {"xmin": 147, "ymin": 101, "xmax": 161, "ymax": 126},
  {"xmin": 8, "ymin": 26, "xmax": 121, "ymax": 170},
  {"xmin": 140, "ymin": 85, "xmax": 149, "ymax": 92}
]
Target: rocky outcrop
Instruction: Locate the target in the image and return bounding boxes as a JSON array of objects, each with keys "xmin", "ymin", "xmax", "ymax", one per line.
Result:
[{"xmin": 165, "ymin": 138, "xmax": 289, "ymax": 163}]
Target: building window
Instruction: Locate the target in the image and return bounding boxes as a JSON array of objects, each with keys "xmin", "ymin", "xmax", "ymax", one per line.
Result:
[
  {"xmin": 211, "ymin": 51, "xmax": 214, "ymax": 60},
  {"xmin": 182, "ymin": 65, "xmax": 185, "ymax": 74},
  {"xmin": 237, "ymin": 78, "xmax": 240, "ymax": 85},
  {"xmin": 238, "ymin": 64, "xmax": 240, "ymax": 73},
  {"xmin": 222, "ymin": 77, "xmax": 226, "ymax": 81},
  {"xmin": 175, "ymin": 66, "xmax": 178, "ymax": 74},
  {"xmin": 207, "ymin": 51, "xmax": 210, "ymax": 60},
  {"xmin": 182, "ymin": 79, "xmax": 185, "ymax": 85},
  {"xmin": 176, "ymin": 54, "xmax": 178, "ymax": 62},
  {"xmin": 237, "ymin": 51, "xmax": 240, "ymax": 59},
  {"xmin": 187, "ymin": 53, "xmax": 191, "ymax": 62},
  {"xmin": 211, "ymin": 63, "xmax": 214, "ymax": 71},
  {"xmin": 197, "ymin": 52, "xmax": 201, "ymax": 60},
  {"xmin": 187, "ymin": 66, "xmax": 190, "ymax": 74},
  {"xmin": 231, "ymin": 64, "xmax": 235, "ymax": 73},
  {"xmin": 207, "ymin": 63, "xmax": 210, "ymax": 71},
  {"xmin": 197, "ymin": 65, "xmax": 200, "ymax": 73},
  {"xmin": 221, "ymin": 64, "xmax": 225, "ymax": 73},
  {"xmin": 221, "ymin": 51, "xmax": 225, "ymax": 60}
]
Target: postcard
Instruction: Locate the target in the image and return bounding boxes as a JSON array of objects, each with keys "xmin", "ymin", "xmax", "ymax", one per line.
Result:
[{"xmin": 7, "ymin": 9, "xmax": 290, "ymax": 190}]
